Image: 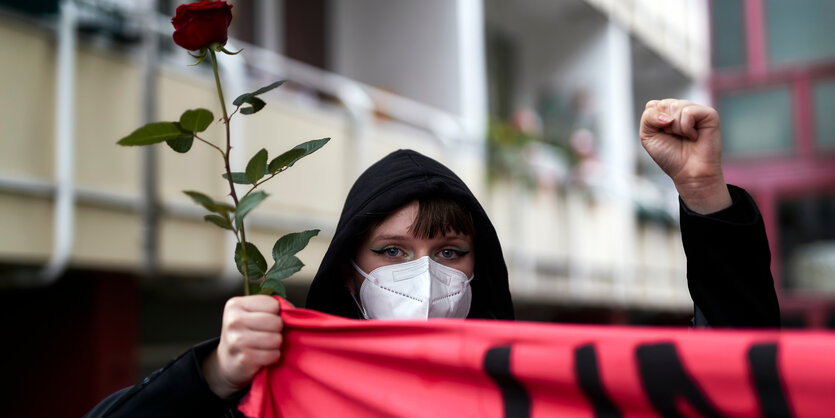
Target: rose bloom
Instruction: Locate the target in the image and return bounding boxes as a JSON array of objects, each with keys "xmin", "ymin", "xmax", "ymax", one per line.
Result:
[{"xmin": 172, "ymin": 1, "xmax": 233, "ymax": 51}]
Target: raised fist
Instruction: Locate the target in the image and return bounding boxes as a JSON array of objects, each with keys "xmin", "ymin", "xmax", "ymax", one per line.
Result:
[{"xmin": 640, "ymin": 99, "xmax": 732, "ymax": 214}]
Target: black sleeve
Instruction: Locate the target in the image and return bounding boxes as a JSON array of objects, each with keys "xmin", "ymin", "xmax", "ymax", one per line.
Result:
[
  {"xmin": 680, "ymin": 185, "xmax": 781, "ymax": 328},
  {"xmin": 84, "ymin": 338, "xmax": 244, "ymax": 417}
]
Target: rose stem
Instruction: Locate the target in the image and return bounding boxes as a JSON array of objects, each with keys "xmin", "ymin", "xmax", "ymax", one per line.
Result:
[{"xmin": 209, "ymin": 48, "xmax": 250, "ymax": 296}]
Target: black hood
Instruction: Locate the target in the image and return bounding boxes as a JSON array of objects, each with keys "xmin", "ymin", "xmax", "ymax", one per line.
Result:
[{"xmin": 305, "ymin": 149, "xmax": 514, "ymax": 320}]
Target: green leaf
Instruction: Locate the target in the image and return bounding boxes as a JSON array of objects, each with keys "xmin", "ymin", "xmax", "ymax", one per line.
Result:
[
  {"xmin": 272, "ymin": 230, "xmax": 320, "ymax": 261},
  {"xmin": 179, "ymin": 108, "xmax": 214, "ymax": 133},
  {"xmin": 266, "ymin": 255, "xmax": 304, "ymax": 282},
  {"xmin": 183, "ymin": 191, "xmax": 235, "ymax": 215},
  {"xmin": 268, "ymin": 148, "xmax": 306, "ymax": 174},
  {"xmin": 204, "ymin": 214, "xmax": 233, "ymax": 230},
  {"xmin": 260, "ymin": 278, "xmax": 286, "ymax": 297},
  {"xmin": 221, "ymin": 172, "xmax": 253, "ymax": 185},
  {"xmin": 249, "ymin": 80, "xmax": 286, "ymax": 98},
  {"xmin": 117, "ymin": 122, "xmax": 183, "ymax": 146},
  {"xmin": 235, "ymin": 242, "xmax": 268, "ymax": 278},
  {"xmin": 239, "ymin": 97, "xmax": 266, "ymax": 115},
  {"xmin": 232, "ymin": 81, "xmax": 285, "ymax": 106},
  {"xmin": 286, "ymin": 138, "xmax": 331, "ymax": 167},
  {"xmin": 183, "ymin": 190, "xmax": 213, "ymax": 207},
  {"xmin": 165, "ymin": 135, "xmax": 194, "ymax": 153},
  {"xmin": 233, "ymin": 81, "xmax": 285, "ymax": 115},
  {"xmin": 235, "ymin": 191, "xmax": 268, "ymax": 228},
  {"xmin": 245, "ymin": 149, "xmax": 268, "ymax": 184}
]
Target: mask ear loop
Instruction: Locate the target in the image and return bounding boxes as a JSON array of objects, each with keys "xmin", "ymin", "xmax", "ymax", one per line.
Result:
[
  {"xmin": 350, "ymin": 293, "xmax": 370, "ymax": 319},
  {"xmin": 350, "ymin": 260, "xmax": 374, "ymax": 281},
  {"xmin": 349, "ymin": 260, "xmax": 370, "ymax": 319}
]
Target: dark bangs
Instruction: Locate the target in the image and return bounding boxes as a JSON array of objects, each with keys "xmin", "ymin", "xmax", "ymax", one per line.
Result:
[{"xmin": 409, "ymin": 197, "xmax": 475, "ymax": 239}]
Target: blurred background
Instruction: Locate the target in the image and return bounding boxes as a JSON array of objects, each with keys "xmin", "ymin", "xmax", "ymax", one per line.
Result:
[{"xmin": 1, "ymin": 0, "xmax": 833, "ymax": 415}]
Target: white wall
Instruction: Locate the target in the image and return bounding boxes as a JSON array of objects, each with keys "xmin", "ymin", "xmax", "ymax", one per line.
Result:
[{"xmin": 330, "ymin": 0, "xmax": 463, "ymax": 115}]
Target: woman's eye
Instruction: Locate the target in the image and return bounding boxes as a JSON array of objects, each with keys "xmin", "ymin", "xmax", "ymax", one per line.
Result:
[
  {"xmin": 438, "ymin": 249, "xmax": 466, "ymax": 259},
  {"xmin": 371, "ymin": 247, "xmax": 403, "ymax": 257}
]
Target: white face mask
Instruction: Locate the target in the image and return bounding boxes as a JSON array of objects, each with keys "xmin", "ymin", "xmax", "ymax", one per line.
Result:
[{"xmin": 350, "ymin": 256, "xmax": 473, "ymax": 320}]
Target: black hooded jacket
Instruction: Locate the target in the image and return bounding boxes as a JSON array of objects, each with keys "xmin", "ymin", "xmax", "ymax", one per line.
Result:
[{"xmin": 305, "ymin": 149, "xmax": 515, "ymax": 320}]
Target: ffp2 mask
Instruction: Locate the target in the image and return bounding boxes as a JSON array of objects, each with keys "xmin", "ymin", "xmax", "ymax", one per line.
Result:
[{"xmin": 351, "ymin": 256, "xmax": 473, "ymax": 319}]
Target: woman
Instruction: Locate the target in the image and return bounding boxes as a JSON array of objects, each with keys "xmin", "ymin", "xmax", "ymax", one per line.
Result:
[
  {"xmin": 86, "ymin": 99, "xmax": 780, "ymax": 417},
  {"xmin": 306, "ymin": 149, "xmax": 513, "ymax": 321}
]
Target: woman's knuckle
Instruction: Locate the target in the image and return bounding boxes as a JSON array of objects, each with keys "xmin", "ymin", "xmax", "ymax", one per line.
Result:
[
  {"xmin": 227, "ymin": 296, "xmax": 243, "ymax": 308},
  {"xmin": 226, "ymin": 316, "xmax": 243, "ymax": 329}
]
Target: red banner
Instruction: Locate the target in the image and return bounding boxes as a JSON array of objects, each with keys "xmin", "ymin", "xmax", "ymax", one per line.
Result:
[{"xmin": 239, "ymin": 298, "xmax": 835, "ymax": 417}]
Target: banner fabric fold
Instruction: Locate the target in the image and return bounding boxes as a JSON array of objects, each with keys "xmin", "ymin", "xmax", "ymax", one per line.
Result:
[{"xmin": 238, "ymin": 298, "xmax": 835, "ymax": 417}]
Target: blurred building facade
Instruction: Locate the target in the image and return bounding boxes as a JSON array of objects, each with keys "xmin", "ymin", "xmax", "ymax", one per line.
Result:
[
  {"xmin": 708, "ymin": 0, "xmax": 835, "ymax": 328},
  {"xmin": 4, "ymin": 0, "xmax": 824, "ymax": 415}
]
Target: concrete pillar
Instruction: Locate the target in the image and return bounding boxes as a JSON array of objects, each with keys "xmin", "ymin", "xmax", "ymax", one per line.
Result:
[
  {"xmin": 256, "ymin": 0, "xmax": 283, "ymax": 55},
  {"xmin": 456, "ymin": 0, "xmax": 487, "ymax": 143},
  {"xmin": 599, "ymin": 20, "xmax": 637, "ymax": 304},
  {"xmin": 452, "ymin": 0, "xmax": 488, "ymax": 197}
]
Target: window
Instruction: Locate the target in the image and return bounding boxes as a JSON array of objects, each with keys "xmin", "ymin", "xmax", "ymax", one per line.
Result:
[
  {"xmin": 711, "ymin": 0, "xmax": 746, "ymax": 69},
  {"xmin": 229, "ymin": 0, "xmax": 256, "ymax": 45},
  {"xmin": 719, "ymin": 87, "xmax": 793, "ymax": 156},
  {"xmin": 284, "ymin": 0, "xmax": 328, "ymax": 69},
  {"xmin": 0, "ymin": 0, "xmax": 58, "ymax": 15},
  {"xmin": 814, "ymin": 79, "xmax": 835, "ymax": 150},
  {"xmin": 209, "ymin": 0, "xmax": 329, "ymax": 70},
  {"xmin": 486, "ymin": 28, "xmax": 516, "ymax": 120},
  {"xmin": 778, "ymin": 193, "xmax": 835, "ymax": 290},
  {"xmin": 765, "ymin": 0, "xmax": 835, "ymax": 66}
]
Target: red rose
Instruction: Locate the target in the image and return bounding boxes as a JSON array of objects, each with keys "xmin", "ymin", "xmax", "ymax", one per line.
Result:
[{"xmin": 171, "ymin": 1, "xmax": 233, "ymax": 51}]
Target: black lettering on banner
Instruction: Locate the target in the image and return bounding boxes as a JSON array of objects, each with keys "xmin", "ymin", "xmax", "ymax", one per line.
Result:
[
  {"xmin": 748, "ymin": 342, "xmax": 792, "ymax": 417},
  {"xmin": 636, "ymin": 342, "xmax": 722, "ymax": 418},
  {"xmin": 574, "ymin": 344, "xmax": 622, "ymax": 418},
  {"xmin": 483, "ymin": 345, "xmax": 531, "ymax": 418}
]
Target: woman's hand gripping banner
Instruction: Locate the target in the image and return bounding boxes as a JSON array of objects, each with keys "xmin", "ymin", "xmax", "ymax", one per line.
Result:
[{"xmin": 239, "ymin": 298, "xmax": 835, "ymax": 417}]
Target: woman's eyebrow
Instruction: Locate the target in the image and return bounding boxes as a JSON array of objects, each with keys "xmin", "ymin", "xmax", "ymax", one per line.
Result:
[
  {"xmin": 439, "ymin": 233, "xmax": 469, "ymax": 241},
  {"xmin": 445, "ymin": 233, "xmax": 468, "ymax": 239},
  {"xmin": 371, "ymin": 234, "xmax": 412, "ymax": 242}
]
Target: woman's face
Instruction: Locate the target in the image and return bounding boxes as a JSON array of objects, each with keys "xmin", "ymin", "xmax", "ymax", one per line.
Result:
[{"xmin": 350, "ymin": 200, "xmax": 475, "ymax": 292}]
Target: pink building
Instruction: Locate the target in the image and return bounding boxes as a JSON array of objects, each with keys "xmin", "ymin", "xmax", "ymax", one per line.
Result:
[{"xmin": 711, "ymin": 0, "xmax": 835, "ymax": 328}]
